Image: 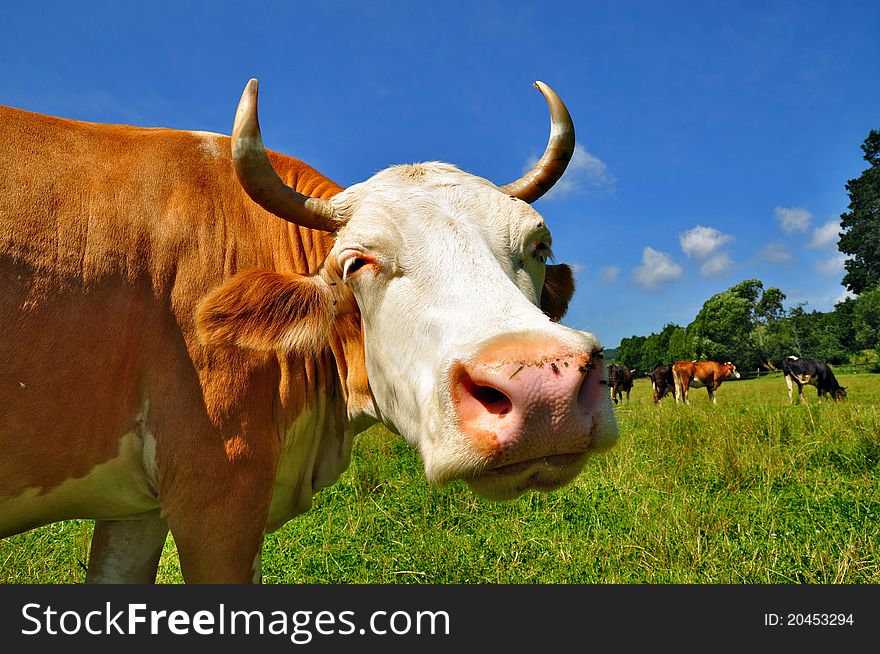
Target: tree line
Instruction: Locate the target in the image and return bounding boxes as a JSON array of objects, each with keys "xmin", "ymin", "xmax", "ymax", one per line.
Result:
[{"xmin": 611, "ymin": 129, "xmax": 880, "ymax": 375}]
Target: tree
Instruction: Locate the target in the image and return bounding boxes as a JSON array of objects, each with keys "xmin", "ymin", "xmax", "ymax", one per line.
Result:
[
  {"xmin": 853, "ymin": 284, "xmax": 880, "ymax": 350},
  {"xmin": 685, "ymin": 279, "xmax": 789, "ymax": 370},
  {"xmin": 755, "ymin": 287, "xmax": 786, "ymax": 324},
  {"xmin": 687, "ymin": 286, "xmax": 758, "ymax": 369},
  {"xmin": 639, "ymin": 323, "xmax": 687, "ymax": 371},
  {"xmin": 667, "ymin": 325, "xmax": 692, "ymax": 362},
  {"xmin": 614, "ymin": 335, "xmax": 646, "ymax": 370},
  {"xmin": 839, "ymin": 129, "xmax": 880, "ymax": 294},
  {"xmin": 783, "ymin": 306, "xmax": 851, "ymax": 364}
]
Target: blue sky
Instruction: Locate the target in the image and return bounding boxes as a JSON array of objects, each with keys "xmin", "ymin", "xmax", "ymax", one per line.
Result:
[{"xmin": 3, "ymin": 1, "xmax": 878, "ymax": 349}]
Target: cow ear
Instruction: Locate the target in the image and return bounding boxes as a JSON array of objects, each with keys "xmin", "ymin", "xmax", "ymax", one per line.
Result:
[
  {"xmin": 541, "ymin": 263, "xmax": 575, "ymax": 322},
  {"xmin": 196, "ymin": 269, "xmax": 338, "ymax": 353}
]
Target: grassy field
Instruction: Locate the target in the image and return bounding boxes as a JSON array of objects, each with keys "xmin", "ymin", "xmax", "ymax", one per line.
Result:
[{"xmin": 2, "ymin": 373, "xmax": 878, "ymax": 584}]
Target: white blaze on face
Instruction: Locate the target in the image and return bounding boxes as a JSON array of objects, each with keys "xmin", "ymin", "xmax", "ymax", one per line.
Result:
[{"xmin": 328, "ymin": 163, "xmax": 617, "ymax": 497}]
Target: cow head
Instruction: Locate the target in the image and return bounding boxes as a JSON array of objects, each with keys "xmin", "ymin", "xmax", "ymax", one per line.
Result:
[
  {"xmin": 722, "ymin": 362, "xmax": 741, "ymax": 380},
  {"xmin": 650, "ymin": 364, "xmax": 673, "ymax": 403},
  {"xmin": 198, "ymin": 79, "xmax": 618, "ymax": 501}
]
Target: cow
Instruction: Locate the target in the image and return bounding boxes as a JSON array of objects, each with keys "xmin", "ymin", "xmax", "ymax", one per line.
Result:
[
  {"xmin": 781, "ymin": 356, "xmax": 847, "ymax": 404},
  {"xmin": 647, "ymin": 363, "xmax": 675, "ymax": 404},
  {"xmin": 0, "ymin": 79, "xmax": 618, "ymax": 583},
  {"xmin": 672, "ymin": 360, "xmax": 740, "ymax": 405},
  {"xmin": 607, "ymin": 364, "xmax": 634, "ymax": 404}
]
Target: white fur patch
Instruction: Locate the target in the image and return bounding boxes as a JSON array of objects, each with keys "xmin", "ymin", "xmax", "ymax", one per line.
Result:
[
  {"xmin": 190, "ymin": 130, "xmax": 224, "ymax": 158},
  {"xmin": 264, "ymin": 395, "xmax": 354, "ymax": 532},
  {"xmin": 0, "ymin": 431, "xmax": 160, "ymax": 536},
  {"xmin": 324, "ymin": 162, "xmax": 616, "ymax": 489}
]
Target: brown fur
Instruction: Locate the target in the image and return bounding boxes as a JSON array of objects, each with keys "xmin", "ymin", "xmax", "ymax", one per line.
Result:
[
  {"xmin": 196, "ymin": 269, "xmax": 335, "ymax": 352},
  {"xmin": 672, "ymin": 360, "xmax": 738, "ymax": 404},
  {"xmin": 540, "ymin": 264, "xmax": 575, "ymax": 322},
  {"xmin": 0, "ymin": 105, "xmax": 367, "ymax": 581}
]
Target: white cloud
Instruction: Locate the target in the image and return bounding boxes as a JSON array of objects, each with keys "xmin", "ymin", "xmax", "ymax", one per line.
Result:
[
  {"xmin": 599, "ymin": 266, "xmax": 620, "ymax": 283},
  {"xmin": 528, "ymin": 141, "xmax": 615, "ymax": 200},
  {"xmin": 699, "ymin": 252, "xmax": 734, "ymax": 276},
  {"xmin": 678, "ymin": 225, "xmax": 735, "ymax": 277},
  {"xmin": 633, "ymin": 247, "xmax": 683, "ymax": 290},
  {"xmin": 808, "ymin": 219, "xmax": 841, "ymax": 249},
  {"xmin": 758, "ymin": 243, "xmax": 792, "ymax": 263},
  {"xmin": 815, "ymin": 253, "xmax": 846, "ymax": 276},
  {"xmin": 775, "ymin": 206, "xmax": 812, "ymax": 233},
  {"xmin": 833, "ymin": 287, "xmax": 856, "ymax": 305},
  {"xmin": 679, "ymin": 225, "xmax": 733, "ymax": 259}
]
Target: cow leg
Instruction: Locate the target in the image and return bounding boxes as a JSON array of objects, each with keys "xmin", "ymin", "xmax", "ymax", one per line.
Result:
[
  {"xmin": 252, "ymin": 550, "xmax": 263, "ymax": 584},
  {"xmin": 785, "ymin": 375, "xmax": 794, "ymax": 404},
  {"xmin": 708, "ymin": 386, "xmax": 716, "ymax": 405},
  {"xmin": 168, "ymin": 496, "xmax": 271, "ymax": 584},
  {"xmin": 162, "ymin": 452, "xmax": 275, "ymax": 584},
  {"xmin": 169, "ymin": 514, "xmax": 268, "ymax": 583},
  {"xmin": 86, "ymin": 516, "xmax": 169, "ymax": 583}
]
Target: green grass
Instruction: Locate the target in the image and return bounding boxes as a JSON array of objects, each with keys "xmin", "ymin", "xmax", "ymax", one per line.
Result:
[{"xmin": 3, "ymin": 373, "xmax": 878, "ymax": 584}]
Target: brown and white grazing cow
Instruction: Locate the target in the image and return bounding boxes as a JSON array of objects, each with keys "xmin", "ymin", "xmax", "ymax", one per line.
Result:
[
  {"xmin": 607, "ymin": 364, "xmax": 634, "ymax": 404},
  {"xmin": 647, "ymin": 363, "xmax": 675, "ymax": 404},
  {"xmin": 672, "ymin": 360, "xmax": 740, "ymax": 405},
  {"xmin": 0, "ymin": 80, "xmax": 618, "ymax": 583}
]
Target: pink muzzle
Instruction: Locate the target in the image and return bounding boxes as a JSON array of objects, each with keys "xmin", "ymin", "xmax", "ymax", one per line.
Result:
[{"xmin": 450, "ymin": 335, "xmax": 606, "ymax": 469}]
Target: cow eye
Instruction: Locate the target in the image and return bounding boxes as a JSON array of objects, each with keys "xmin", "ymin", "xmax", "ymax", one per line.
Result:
[
  {"xmin": 342, "ymin": 256, "xmax": 368, "ymax": 282},
  {"xmin": 531, "ymin": 241, "xmax": 553, "ymax": 264}
]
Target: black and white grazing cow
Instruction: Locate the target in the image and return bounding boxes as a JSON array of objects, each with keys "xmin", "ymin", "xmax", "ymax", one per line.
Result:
[
  {"xmin": 782, "ymin": 356, "xmax": 847, "ymax": 404},
  {"xmin": 607, "ymin": 364, "xmax": 635, "ymax": 404}
]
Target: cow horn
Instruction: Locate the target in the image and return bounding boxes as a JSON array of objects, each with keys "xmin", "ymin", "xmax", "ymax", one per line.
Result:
[
  {"xmin": 499, "ymin": 81, "xmax": 576, "ymax": 204},
  {"xmin": 231, "ymin": 79, "xmax": 338, "ymax": 232}
]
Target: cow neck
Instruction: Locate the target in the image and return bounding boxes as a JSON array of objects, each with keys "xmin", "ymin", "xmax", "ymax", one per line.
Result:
[{"xmin": 253, "ymin": 157, "xmax": 376, "ymax": 436}]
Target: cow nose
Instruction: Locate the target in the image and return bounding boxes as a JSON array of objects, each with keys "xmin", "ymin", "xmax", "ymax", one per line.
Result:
[{"xmin": 450, "ymin": 338, "xmax": 603, "ymax": 460}]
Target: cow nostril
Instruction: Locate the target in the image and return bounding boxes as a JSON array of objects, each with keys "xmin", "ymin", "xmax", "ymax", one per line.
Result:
[
  {"xmin": 457, "ymin": 371, "xmax": 513, "ymax": 417},
  {"xmin": 471, "ymin": 383, "xmax": 512, "ymax": 415}
]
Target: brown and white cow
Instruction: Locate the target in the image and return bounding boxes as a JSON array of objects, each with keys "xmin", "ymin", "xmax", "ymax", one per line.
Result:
[
  {"xmin": 0, "ymin": 80, "xmax": 618, "ymax": 583},
  {"xmin": 672, "ymin": 360, "xmax": 740, "ymax": 405}
]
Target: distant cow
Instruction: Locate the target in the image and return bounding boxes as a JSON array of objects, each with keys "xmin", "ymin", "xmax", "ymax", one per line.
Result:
[
  {"xmin": 672, "ymin": 360, "xmax": 740, "ymax": 405},
  {"xmin": 607, "ymin": 364, "xmax": 635, "ymax": 404},
  {"xmin": 647, "ymin": 364, "xmax": 675, "ymax": 404},
  {"xmin": 782, "ymin": 356, "xmax": 847, "ymax": 404}
]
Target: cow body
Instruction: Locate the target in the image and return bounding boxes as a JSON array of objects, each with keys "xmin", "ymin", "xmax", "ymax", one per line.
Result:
[
  {"xmin": 607, "ymin": 365, "xmax": 634, "ymax": 404},
  {"xmin": 1, "ymin": 106, "xmax": 358, "ymax": 582},
  {"xmin": 672, "ymin": 360, "xmax": 740, "ymax": 405},
  {"xmin": 782, "ymin": 356, "xmax": 846, "ymax": 404},
  {"xmin": 648, "ymin": 364, "xmax": 675, "ymax": 404},
  {"xmin": 0, "ymin": 81, "xmax": 618, "ymax": 582}
]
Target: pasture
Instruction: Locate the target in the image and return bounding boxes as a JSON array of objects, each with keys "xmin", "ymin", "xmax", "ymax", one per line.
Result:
[{"xmin": 2, "ymin": 372, "xmax": 878, "ymax": 584}]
